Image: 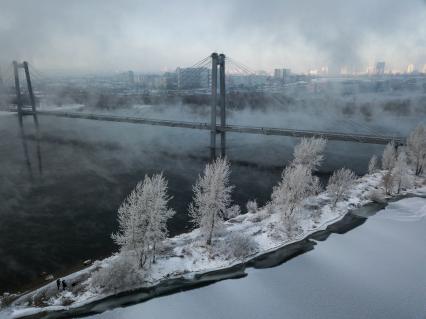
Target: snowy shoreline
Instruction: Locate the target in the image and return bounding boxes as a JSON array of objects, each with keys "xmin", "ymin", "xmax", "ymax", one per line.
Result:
[{"xmin": 2, "ymin": 171, "xmax": 425, "ymax": 319}]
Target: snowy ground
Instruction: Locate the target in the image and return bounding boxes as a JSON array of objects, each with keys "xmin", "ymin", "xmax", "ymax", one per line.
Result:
[
  {"xmin": 373, "ymin": 197, "xmax": 426, "ymax": 222},
  {"xmin": 37, "ymin": 103, "xmax": 84, "ymax": 112},
  {"xmin": 1, "ymin": 171, "xmax": 425, "ymax": 319}
]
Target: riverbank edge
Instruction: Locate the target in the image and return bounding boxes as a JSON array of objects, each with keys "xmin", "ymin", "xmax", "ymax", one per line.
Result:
[{"xmin": 3, "ymin": 173, "xmax": 425, "ymax": 319}]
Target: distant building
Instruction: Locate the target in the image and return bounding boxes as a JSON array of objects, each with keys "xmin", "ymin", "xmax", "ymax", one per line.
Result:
[
  {"xmin": 227, "ymin": 74, "xmax": 268, "ymax": 88},
  {"xmin": 115, "ymin": 71, "xmax": 135, "ymax": 84},
  {"xmin": 163, "ymin": 72, "xmax": 178, "ymax": 90},
  {"xmin": 375, "ymin": 62, "xmax": 385, "ymax": 75},
  {"xmin": 274, "ymin": 68, "xmax": 291, "ymax": 80},
  {"xmin": 340, "ymin": 66, "xmax": 349, "ymax": 75},
  {"xmin": 422, "ymin": 64, "xmax": 426, "ymax": 74},
  {"xmin": 319, "ymin": 66, "xmax": 329, "ymax": 75},
  {"xmin": 127, "ymin": 71, "xmax": 135, "ymax": 84},
  {"xmin": 139, "ymin": 74, "xmax": 166, "ymax": 89},
  {"xmin": 407, "ymin": 64, "xmax": 415, "ymax": 74},
  {"xmin": 176, "ymin": 67, "xmax": 210, "ymax": 89}
]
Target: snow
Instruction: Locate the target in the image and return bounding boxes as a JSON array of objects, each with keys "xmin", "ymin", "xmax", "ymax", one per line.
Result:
[
  {"xmin": 37, "ymin": 103, "xmax": 84, "ymax": 112},
  {"xmin": 373, "ymin": 197, "xmax": 426, "ymax": 222},
  {"xmin": 1, "ymin": 171, "xmax": 425, "ymax": 319}
]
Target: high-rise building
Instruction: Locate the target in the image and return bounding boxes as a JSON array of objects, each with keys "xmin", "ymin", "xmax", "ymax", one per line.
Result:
[
  {"xmin": 163, "ymin": 72, "xmax": 178, "ymax": 90},
  {"xmin": 274, "ymin": 68, "xmax": 291, "ymax": 80},
  {"xmin": 407, "ymin": 64, "xmax": 415, "ymax": 74},
  {"xmin": 375, "ymin": 62, "xmax": 385, "ymax": 75},
  {"xmin": 127, "ymin": 71, "xmax": 135, "ymax": 84},
  {"xmin": 115, "ymin": 70, "xmax": 136, "ymax": 84}
]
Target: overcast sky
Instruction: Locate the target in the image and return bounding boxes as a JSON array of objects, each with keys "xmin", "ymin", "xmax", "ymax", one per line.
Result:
[{"xmin": 1, "ymin": 0, "xmax": 426, "ymax": 74}]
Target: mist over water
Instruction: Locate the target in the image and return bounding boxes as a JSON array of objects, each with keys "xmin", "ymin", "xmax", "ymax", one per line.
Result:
[{"xmin": 0, "ymin": 94, "xmax": 423, "ymax": 294}]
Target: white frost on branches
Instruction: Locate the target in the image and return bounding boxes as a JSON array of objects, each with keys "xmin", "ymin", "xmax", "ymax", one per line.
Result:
[
  {"xmin": 391, "ymin": 150, "xmax": 413, "ymax": 193},
  {"xmin": 271, "ymin": 137, "xmax": 326, "ymax": 234},
  {"xmin": 91, "ymin": 254, "xmax": 142, "ymax": 293},
  {"xmin": 272, "ymin": 164, "xmax": 320, "ymax": 233},
  {"xmin": 407, "ymin": 124, "xmax": 426, "ymax": 176},
  {"xmin": 189, "ymin": 157, "xmax": 236, "ymax": 245},
  {"xmin": 246, "ymin": 200, "xmax": 258, "ymax": 214},
  {"xmin": 368, "ymin": 155, "xmax": 378, "ymax": 174},
  {"xmin": 292, "ymin": 137, "xmax": 327, "ymax": 171},
  {"xmin": 112, "ymin": 173, "xmax": 175, "ymax": 268},
  {"xmin": 327, "ymin": 168, "xmax": 357, "ymax": 207},
  {"xmin": 217, "ymin": 232, "xmax": 258, "ymax": 260},
  {"xmin": 382, "ymin": 141, "xmax": 397, "ymax": 171},
  {"xmin": 382, "ymin": 170, "xmax": 394, "ymax": 195}
]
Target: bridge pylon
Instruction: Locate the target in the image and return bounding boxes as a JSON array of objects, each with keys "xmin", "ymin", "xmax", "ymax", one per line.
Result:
[
  {"xmin": 210, "ymin": 52, "xmax": 226, "ymax": 159},
  {"xmin": 12, "ymin": 61, "xmax": 37, "ymax": 121}
]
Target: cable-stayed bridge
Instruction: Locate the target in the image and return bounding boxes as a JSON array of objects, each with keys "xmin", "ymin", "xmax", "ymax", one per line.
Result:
[{"xmin": 1, "ymin": 53, "xmax": 406, "ymax": 158}]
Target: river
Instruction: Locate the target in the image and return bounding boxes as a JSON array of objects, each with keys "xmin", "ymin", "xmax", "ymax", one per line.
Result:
[
  {"xmin": 84, "ymin": 197, "xmax": 426, "ymax": 319},
  {"xmin": 0, "ymin": 107, "xmax": 422, "ymax": 295}
]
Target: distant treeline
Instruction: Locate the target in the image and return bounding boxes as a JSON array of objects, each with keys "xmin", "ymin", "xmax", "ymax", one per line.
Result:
[
  {"xmin": 45, "ymin": 87, "xmax": 295, "ymax": 111},
  {"xmin": 2, "ymin": 83, "xmax": 425, "ymax": 119}
]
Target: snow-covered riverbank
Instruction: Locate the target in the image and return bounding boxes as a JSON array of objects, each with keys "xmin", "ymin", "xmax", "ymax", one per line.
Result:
[{"xmin": 2, "ymin": 171, "xmax": 425, "ymax": 319}]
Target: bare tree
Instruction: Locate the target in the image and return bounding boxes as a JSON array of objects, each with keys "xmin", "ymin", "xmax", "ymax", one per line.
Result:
[
  {"xmin": 382, "ymin": 141, "xmax": 397, "ymax": 171},
  {"xmin": 407, "ymin": 124, "xmax": 426, "ymax": 176},
  {"xmin": 112, "ymin": 173, "xmax": 175, "ymax": 268},
  {"xmin": 327, "ymin": 168, "xmax": 357, "ymax": 207},
  {"xmin": 368, "ymin": 154, "xmax": 378, "ymax": 174},
  {"xmin": 292, "ymin": 137, "xmax": 327, "ymax": 171},
  {"xmin": 189, "ymin": 158, "xmax": 235, "ymax": 245},
  {"xmin": 272, "ymin": 164, "xmax": 320, "ymax": 233}
]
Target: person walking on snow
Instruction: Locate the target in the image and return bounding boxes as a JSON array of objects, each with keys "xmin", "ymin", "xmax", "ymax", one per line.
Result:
[{"xmin": 56, "ymin": 278, "xmax": 61, "ymax": 291}]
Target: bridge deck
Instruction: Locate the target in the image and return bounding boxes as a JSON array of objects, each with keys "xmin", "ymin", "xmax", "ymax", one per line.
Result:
[{"xmin": 19, "ymin": 109, "xmax": 405, "ymax": 145}]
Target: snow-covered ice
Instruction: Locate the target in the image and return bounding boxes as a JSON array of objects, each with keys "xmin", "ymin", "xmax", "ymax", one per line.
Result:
[
  {"xmin": 373, "ymin": 197, "xmax": 426, "ymax": 222},
  {"xmin": 1, "ymin": 170, "xmax": 425, "ymax": 319}
]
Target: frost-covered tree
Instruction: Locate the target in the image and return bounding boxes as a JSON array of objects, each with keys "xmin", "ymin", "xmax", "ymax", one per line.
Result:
[
  {"xmin": 246, "ymin": 200, "xmax": 258, "ymax": 214},
  {"xmin": 366, "ymin": 189, "xmax": 386, "ymax": 203},
  {"xmin": 368, "ymin": 155, "xmax": 378, "ymax": 174},
  {"xmin": 392, "ymin": 150, "xmax": 413, "ymax": 193},
  {"xmin": 292, "ymin": 137, "xmax": 327, "ymax": 171},
  {"xmin": 91, "ymin": 254, "xmax": 142, "ymax": 293},
  {"xmin": 217, "ymin": 232, "xmax": 258, "ymax": 260},
  {"xmin": 112, "ymin": 173, "xmax": 175, "ymax": 268},
  {"xmin": 272, "ymin": 164, "xmax": 320, "ymax": 233},
  {"xmin": 382, "ymin": 171, "xmax": 394, "ymax": 195},
  {"xmin": 189, "ymin": 157, "xmax": 235, "ymax": 245},
  {"xmin": 382, "ymin": 141, "xmax": 397, "ymax": 171},
  {"xmin": 327, "ymin": 168, "xmax": 357, "ymax": 207},
  {"xmin": 407, "ymin": 124, "xmax": 426, "ymax": 176}
]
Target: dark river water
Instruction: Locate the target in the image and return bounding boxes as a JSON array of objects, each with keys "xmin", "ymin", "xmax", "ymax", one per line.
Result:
[
  {"xmin": 84, "ymin": 198, "xmax": 426, "ymax": 319},
  {"xmin": 0, "ymin": 109, "xmax": 421, "ymax": 295}
]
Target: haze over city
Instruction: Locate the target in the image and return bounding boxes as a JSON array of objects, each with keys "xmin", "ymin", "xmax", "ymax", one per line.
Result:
[{"xmin": 1, "ymin": 0, "xmax": 426, "ymax": 74}]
